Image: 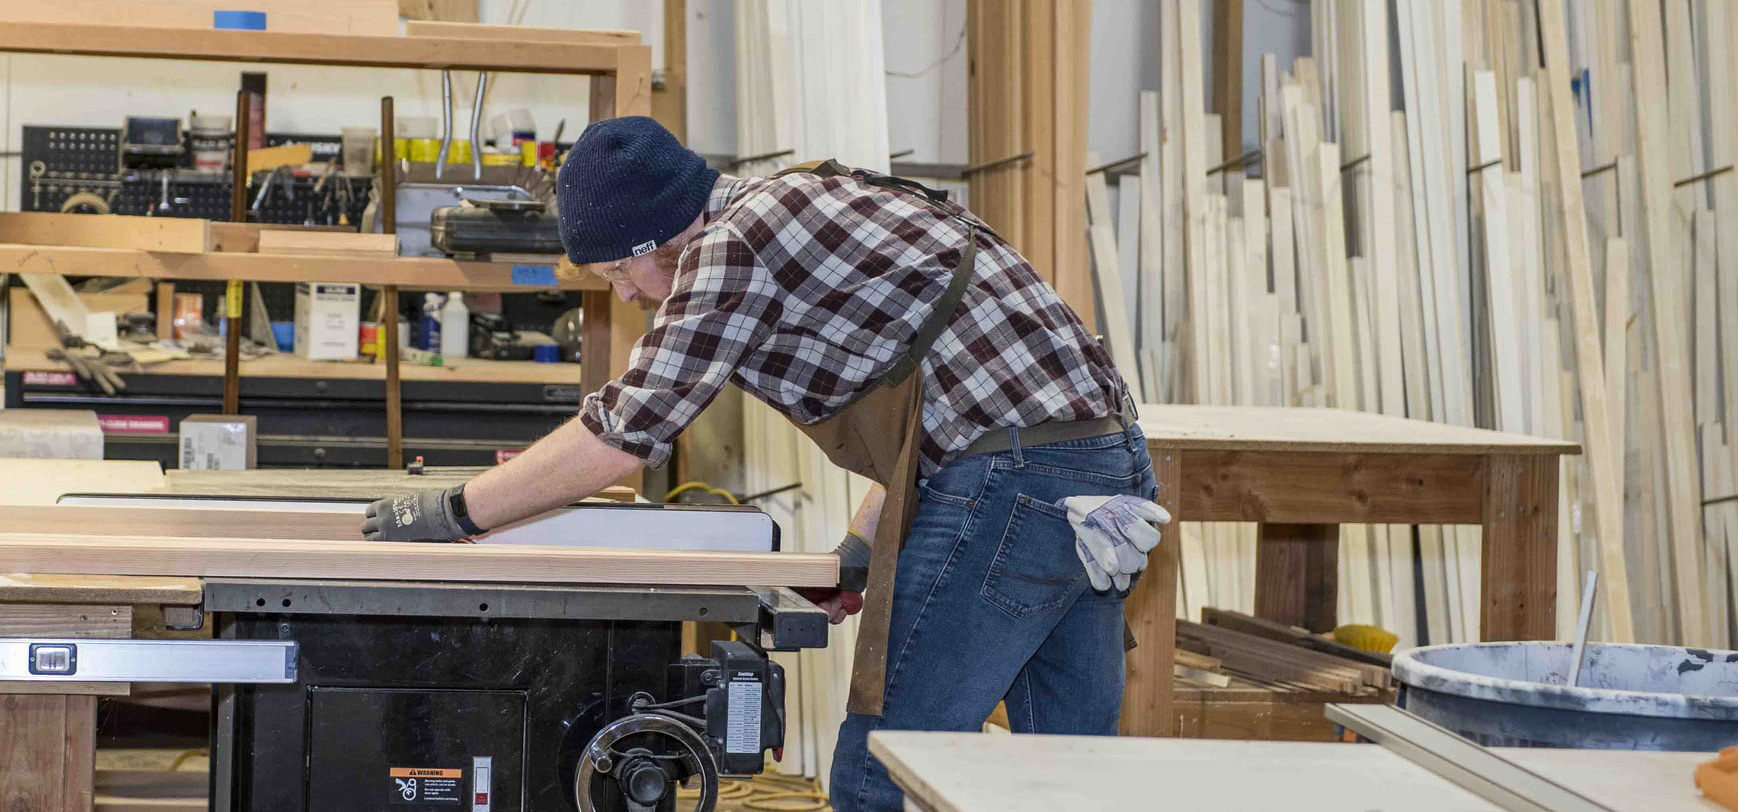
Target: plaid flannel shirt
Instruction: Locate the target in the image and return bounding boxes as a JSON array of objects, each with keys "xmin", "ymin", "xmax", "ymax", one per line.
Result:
[{"xmin": 580, "ymin": 170, "xmax": 1128, "ymax": 474}]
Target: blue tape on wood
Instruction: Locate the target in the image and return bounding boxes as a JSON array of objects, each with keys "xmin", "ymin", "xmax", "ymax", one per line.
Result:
[
  {"xmin": 213, "ymin": 10, "xmax": 267, "ymax": 30},
  {"xmin": 511, "ymin": 265, "xmax": 558, "ymax": 286}
]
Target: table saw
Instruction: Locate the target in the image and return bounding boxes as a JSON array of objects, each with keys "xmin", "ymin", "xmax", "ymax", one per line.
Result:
[{"xmin": 0, "ymin": 474, "xmax": 838, "ymax": 812}]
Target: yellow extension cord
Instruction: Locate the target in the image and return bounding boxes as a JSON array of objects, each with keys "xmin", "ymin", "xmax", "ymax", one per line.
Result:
[
  {"xmin": 676, "ymin": 772, "xmax": 830, "ymax": 811},
  {"xmin": 664, "ymin": 481, "xmax": 741, "ymax": 504}
]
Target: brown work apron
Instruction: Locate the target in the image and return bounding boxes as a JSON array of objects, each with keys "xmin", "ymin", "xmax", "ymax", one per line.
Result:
[{"xmin": 771, "ymin": 160, "xmax": 977, "ymax": 716}]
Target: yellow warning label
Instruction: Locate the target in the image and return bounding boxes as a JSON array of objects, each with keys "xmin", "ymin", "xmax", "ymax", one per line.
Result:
[{"xmin": 390, "ymin": 767, "xmax": 462, "ymax": 778}]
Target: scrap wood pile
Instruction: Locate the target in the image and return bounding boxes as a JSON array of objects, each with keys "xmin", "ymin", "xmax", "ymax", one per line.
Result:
[
  {"xmin": 1083, "ymin": 0, "xmax": 1737, "ymax": 651},
  {"xmin": 1172, "ymin": 610, "xmax": 1390, "ymax": 698}
]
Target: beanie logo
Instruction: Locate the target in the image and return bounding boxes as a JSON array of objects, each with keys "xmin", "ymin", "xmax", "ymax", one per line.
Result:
[{"xmin": 631, "ymin": 240, "xmax": 657, "ymax": 257}]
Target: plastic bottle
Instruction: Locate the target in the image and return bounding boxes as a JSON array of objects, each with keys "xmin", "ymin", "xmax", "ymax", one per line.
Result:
[
  {"xmin": 420, "ymin": 293, "xmax": 443, "ymax": 352},
  {"xmin": 441, "ymin": 292, "xmax": 470, "ymax": 359}
]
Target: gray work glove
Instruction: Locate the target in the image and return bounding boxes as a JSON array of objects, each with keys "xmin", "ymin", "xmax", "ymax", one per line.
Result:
[
  {"xmin": 1063, "ymin": 494, "xmax": 1170, "ymax": 592},
  {"xmin": 361, "ymin": 485, "xmax": 484, "ymax": 542}
]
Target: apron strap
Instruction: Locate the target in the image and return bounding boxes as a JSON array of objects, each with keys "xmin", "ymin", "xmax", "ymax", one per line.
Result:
[{"xmin": 880, "ymin": 227, "xmax": 977, "ymax": 388}]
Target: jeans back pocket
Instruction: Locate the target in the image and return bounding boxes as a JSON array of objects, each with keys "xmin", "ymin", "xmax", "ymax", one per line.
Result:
[{"xmin": 980, "ymin": 493, "xmax": 1083, "ymax": 618}]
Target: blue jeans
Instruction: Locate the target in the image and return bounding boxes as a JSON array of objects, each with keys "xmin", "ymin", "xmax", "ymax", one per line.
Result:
[{"xmin": 828, "ymin": 424, "xmax": 1156, "ymax": 812}]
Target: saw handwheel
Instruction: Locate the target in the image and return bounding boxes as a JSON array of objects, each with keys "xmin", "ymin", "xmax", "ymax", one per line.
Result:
[{"xmin": 575, "ymin": 713, "xmax": 718, "ymax": 812}]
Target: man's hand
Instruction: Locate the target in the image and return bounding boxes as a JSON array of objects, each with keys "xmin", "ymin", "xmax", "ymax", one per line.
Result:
[
  {"xmin": 362, "ymin": 485, "xmax": 481, "ymax": 542},
  {"xmin": 798, "ymin": 529, "xmax": 873, "ymax": 624},
  {"xmin": 796, "ymin": 588, "xmax": 864, "ymax": 624}
]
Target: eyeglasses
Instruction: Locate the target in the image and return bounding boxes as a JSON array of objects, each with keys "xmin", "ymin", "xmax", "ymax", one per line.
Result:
[{"xmin": 592, "ymin": 258, "xmax": 632, "ymax": 283}]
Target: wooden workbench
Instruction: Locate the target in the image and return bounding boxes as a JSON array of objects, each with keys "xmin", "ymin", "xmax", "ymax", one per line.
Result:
[
  {"xmin": 868, "ymin": 732, "xmax": 1717, "ymax": 812},
  {"xmin": 1122, "ymin": 406, "xmax": 1579, "ymax": 737}
]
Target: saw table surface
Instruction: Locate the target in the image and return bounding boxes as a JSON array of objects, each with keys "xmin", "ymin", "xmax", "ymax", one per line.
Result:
[{"xmin": 868, "ymin": 732, "xmax": 1718, "ymax": 812}]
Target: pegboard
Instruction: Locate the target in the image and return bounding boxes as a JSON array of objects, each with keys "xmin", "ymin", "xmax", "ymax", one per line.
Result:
[{"xmin": 19, "ymin": 125, "xmax": 370, "ymax": 226}]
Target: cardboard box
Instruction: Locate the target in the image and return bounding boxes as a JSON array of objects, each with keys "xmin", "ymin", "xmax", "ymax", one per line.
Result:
[
  {"xmin": 293, "ymin": 283, "xmax": 360, "ymax": 360},
  {"xmin": 0, "ymin": 409, "xmax": 103, "ymax": 459},
  {"xmin": 179, "ymin": 414, "xmax": 257, "ymax": 470}
]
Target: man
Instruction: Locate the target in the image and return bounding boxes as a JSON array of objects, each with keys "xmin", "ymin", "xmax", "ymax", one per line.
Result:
[{"xmin": 363, "ymin": 116, "xmax": 1162, "ymax": 812}]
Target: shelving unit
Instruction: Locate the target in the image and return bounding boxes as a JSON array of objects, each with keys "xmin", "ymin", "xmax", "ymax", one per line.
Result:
[{"xmin": 0, "ymin": 19, "xmax": 650, "ymax": 466}]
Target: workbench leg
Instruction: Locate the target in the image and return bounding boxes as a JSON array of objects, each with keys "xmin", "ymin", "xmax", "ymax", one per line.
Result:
[
  {"xmin": 1253, "ymin": 524, "xmax": 1340, "ymax": 633},
  {"xmin": 1481, "ymin": 454, "xmax": 1559, "ymax": 640},
  {"xmin": 1121, "ymin": 448, "xmax": 1179, "ymax": 737},
  {"xmin": 0, "ymin": 694, "xmax": 96, "ymax": 812}
]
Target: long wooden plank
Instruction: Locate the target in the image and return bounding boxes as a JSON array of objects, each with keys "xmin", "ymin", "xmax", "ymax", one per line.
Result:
[
  {"xmin": 1176, "ymin": 0, "xmax": 1209, "ymax": 403},
  {"xmin": 1137, "ymin": 90, "xmax": 1164, "ymax": 401},
  {"xmin": 1536, "ymin": 0, "xmax": 1632, "ymax": 642},
  {"xmin": 0, "ymin": 213, "xmax": 210, "ymax": 254},
  {"xmin": 0, "ymin": 244, "xmax": 602, "ymax": 291},
  {"xmin": 0, "ymin": 0, "xmax": 398, "ymax": 35},
  {"xmin": 0, "ymin": 21, "xmax": 628, "ymax": 75},
  {"xmin": 1473, "ymin": 72, "xmax": 1526, "ymax": 433},
  {"xmin": 0, "ymin": 533, "xmax": 837, "ymax": 588},
  {"xmin": 1626, "ymin": 0, "xmax": 1707, "ymax": 646},
  {"xmin": 1083, "ymin": 153, "xmax": 1143, "ymax": 390},
  {"xmin": 1178, "ymin": 449, "xmax": 1486, "ymax": 525},
  {"xmin": 1, "ymin": 506, "xmax": 361, "ymax": 540}
]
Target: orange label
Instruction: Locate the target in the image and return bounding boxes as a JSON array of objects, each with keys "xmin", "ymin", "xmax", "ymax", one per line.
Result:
[{"xmin": 390, "ymin": 768, "xmax": 462, "ymax": 778}]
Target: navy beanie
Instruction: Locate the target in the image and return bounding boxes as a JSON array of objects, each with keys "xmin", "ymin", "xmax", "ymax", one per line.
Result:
[{"xmin": 556, "ymin": 116, "xmax": 720, "ymax": 264}]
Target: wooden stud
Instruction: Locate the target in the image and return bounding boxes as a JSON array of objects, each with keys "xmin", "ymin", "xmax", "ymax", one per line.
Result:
[
  {"xmin": 1121, "ymin": 447, "xmax": 1180, "ymax": 736},
  {"xmin": 1626, "ymin": 0, "xmax": 1707, "ymax": 645},
  {"xmin": 1254, "ymin": 523, "xmax": 1339, "ymax": 633},
  {"xmin": 1536, "ymin": 0, "xmax": 1632, "ymax": 642},
  {"xmin": 1481, "ymin": 454, "xmax": 1560, "ymax": 640}
]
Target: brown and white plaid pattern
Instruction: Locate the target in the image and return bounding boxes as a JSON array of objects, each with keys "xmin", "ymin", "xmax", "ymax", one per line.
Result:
[{"xmin": 580, "ymin": 170, "xmax": 1128, "ymax": 474}]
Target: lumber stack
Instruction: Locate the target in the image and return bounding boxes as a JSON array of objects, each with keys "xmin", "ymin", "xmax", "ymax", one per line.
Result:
[
  {"xmin": 1090, "ymin": 0, "xmax": 1734, "ymax": 648},
  {"xmin": 1173, "ymin": 617, "xmax": 1387, "ymax": 697}
]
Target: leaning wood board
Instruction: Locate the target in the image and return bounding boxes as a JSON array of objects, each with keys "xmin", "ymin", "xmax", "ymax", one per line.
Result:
[
  {"xmin": 0, "ymin": 533, "xmax": 837, "ymax": 588},
  {"xmin": 1626, "ymin": 0, "xmax": 1708, "ymax": 647},
  {"xmin": 0, "ymin": 212, "xmax": 210, "ymax": 253},
  {"xmin": 1537, "ymin": 0, "xmax": 1632, "ymax": 642}
]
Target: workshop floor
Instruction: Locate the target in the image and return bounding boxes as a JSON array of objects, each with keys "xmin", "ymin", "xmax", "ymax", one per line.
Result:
[{"xmin": 95, "ymin": 749, "xmax": 832, "ymax": 812}]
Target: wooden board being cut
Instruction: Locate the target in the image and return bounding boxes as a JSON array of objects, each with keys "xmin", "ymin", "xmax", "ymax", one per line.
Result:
[
  {"xmin": 0, "ymin": 533, "xmax": 838, "ymax": 588},
  {"xmin": 0, "ymin": 212, "xmax": 211, "ymax": 253},
  {"xmin": 2, "ymin": 506, "xmax": 364, "ymax": 541},
  {"xmin": 255, "ymin": 229, "xmax": 396, "ymax": 258},
  {"xmin": 164, "ymin": 468, "xmax": 635, "ymax": 502}
]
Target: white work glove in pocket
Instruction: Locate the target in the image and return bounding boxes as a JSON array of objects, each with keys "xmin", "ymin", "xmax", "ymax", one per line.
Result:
[{"xmin": 1063, "ymin": 494, "xmax": 1172, "ymax": 592}]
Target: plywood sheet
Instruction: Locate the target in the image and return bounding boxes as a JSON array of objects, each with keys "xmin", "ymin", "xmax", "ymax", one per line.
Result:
[
  {"xmin": 1138, "ymin": 405, "xmax": 1579, "ymax": 454},
  {"xmin": 868, "ymin": 733, "xmax": 1503, "ymax": 812}
]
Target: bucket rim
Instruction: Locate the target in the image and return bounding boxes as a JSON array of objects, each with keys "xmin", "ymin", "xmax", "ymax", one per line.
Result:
[{"xmin": 1393, "ymin": 641, "xmax": 1738, "ymax": 720}]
